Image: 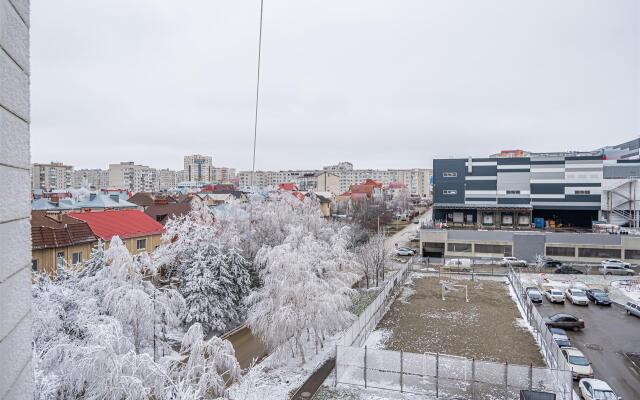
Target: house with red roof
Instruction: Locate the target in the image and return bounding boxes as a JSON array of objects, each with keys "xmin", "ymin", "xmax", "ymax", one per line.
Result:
[
  {"xmin": 68, "ymin": 210, "xmax": 165, "ymax": 254},
  {"xmin": 278, "ymin": 182, "xmax": 298, "ymax": 191}
]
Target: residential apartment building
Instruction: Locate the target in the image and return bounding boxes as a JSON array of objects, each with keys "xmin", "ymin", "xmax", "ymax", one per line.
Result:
[
  {"xmin": 212, "ymin": 166, "xmax": 236, "ymax": 183},
  {"xmin": 1, "ymin": 0, "xmax": 33, "ymax": 396},
  {"xmin": 296, "ymin": 172, "xmax": 340, "ymax": 195},
  {"xmin": 157, "ymin": 168, "xmax": 177, "ymax": 191},
  {"xmin": 31, "ymin": 162, "xmax": 73, "ymax": 190},
  {"xmin": 239, "ymin": 165, "xmax": 432, "ymax": 197},
  {"xmin": 108, "ymin": 162, "xmax": 156, "ymax": 193},
  {"xmin": 73, "ymin": 168, "xmax": 109, "ymax": 189},
  {"xmin": 184, "ymin": 154, "xmax": 213, "ymax": 183}
]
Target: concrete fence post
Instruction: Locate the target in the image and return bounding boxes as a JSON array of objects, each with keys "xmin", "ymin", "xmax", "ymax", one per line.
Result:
[
  {"xmin": 436, "ymin": 353, "xmax": 439, "ymax": 398},
  {"xmin": 400, "ymin": 350, "xmax": 404, "ymax": 393},
  {"xmin": 504, "ymin": 362, "xmax": 508, "ymax": 400},
  {"xmin": 472, "ymin": 358, "xmax": 476, "ymax": 399},
  {"xmin": 364, "ymin": 346, "xmax": 368, "ymax": 388}
]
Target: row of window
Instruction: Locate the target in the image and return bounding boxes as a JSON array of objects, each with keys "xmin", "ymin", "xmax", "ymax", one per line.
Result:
[
  {"xmin": 31, "ymin": 239, "xmax": 148, "ymax": 272},
  {"xmin": 545, "ymin": 246, "xmax": 640, "ymax": 259},
  {"xmin": 447, "ymin": 242, "xmax": 512, "ymax": 256}
]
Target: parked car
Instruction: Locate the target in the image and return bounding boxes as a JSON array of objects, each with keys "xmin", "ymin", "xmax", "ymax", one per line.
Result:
[
  {"xmin": 585, "ymin": 288, "xmax": 612, "ymax": 306},
  {"xmin": 394, "ymin": 247, "xmax": 416, "ymax": 256},
  {"xmin": 601, "ymin": 259, "xmax": 630, "ymax": 268},
  {"xmin": 501, "ymin": 256, "xmax": 527, "ymax": 267},
  {"xmin": 544, "ymin": 313, "xmax": 585, "ymax": 330},
  {"xmin": 537, "ymin": 256, "xmax": 563, "ymax": 268},
  {"xmin": 444, "ymin": 258, "xmax": 471, "ymax": 271},
  {"xmin": 549, "ymin": 327, "xmax": 571, "ymax": 348},
  {"xmin": 544, "ymin": 288, "xmax": 565, "ymax": 304},
  {"xmin": 561, "ymin": 347, "xmax": 593, "ymax": 380},
  {"xmin": 553, "ymin": 266, "xmax": 584, "ymax": 275},
  {"xmin": 625, "ymin": 301, "xmax": 640, "ymax": 318},
  {"xmin": 565, "ymin": 288, "xmax": 589, "ymax": 306},
  {"xmin": 599, "ymin": 263, "xmax": 635, "ymax": 276},
  {"xmin": 578, "ymin": 378, "xmax": 620, "ymax": 400},
  {"xmin": 525, "ymin": 287, "xmax": 543, "ymax": 303}
]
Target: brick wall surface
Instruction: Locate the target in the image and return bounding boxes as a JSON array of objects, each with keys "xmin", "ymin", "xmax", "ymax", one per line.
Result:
[{"xmin": 0, "ymin": 0, "xmax": 32, "ymax": 399}]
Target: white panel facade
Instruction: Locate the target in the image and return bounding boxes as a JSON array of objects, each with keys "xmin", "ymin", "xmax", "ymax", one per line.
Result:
[{"xmin": 0, "ymin": 0, "xmax": 32, "ymax": 398}]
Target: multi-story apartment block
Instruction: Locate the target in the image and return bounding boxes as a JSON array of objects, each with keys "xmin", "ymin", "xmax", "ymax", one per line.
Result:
[
  {"xmin": 239, "ymin": 165, "xmax": 432, "ymax": 197},
  {"xmin": 212, "ymin": 166, "xmax": 236, "ymax": 183},
  {"xmin": 73, "ymin": 168, "xmax": 110, "ymax": 189},
  {"xmin": 108, "ymin": 162, "xmax": 156, "ymax": 193},
  {"xmin": 296, "ymin": 172, "xmax": 340, "ymax": 195},
  {"xmin": 323, "ymin": 163, "xmax": 432, "ymax": 197},
  {"xmin": 31, "ymin": 162, "xmax": 74, "ymax": 191},
  {"xmin": 157, "ymin": 168, "xmax": 177, "ymax": 191},
  {"xmin": 184, "ymin": 154, "xmax": 213, "ymax": 183}
]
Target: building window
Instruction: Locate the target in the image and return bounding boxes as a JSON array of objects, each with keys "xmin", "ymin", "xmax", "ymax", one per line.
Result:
[
  {"xmin": 443, "ymin": 172, "xmax": 457, "ymax": 178},
  {"xmin": 546, "ymin": 246, "xmax": 575, "ymax": 257},
  {"xmin": 506, "ymin": 190, "xmax": 521, "ymax": 195},
  {"xmin": 447, "ymin": 242, "xmax": 472, "ymax": 253},
  {"xmin": 574, "ymin": 190, "xmax": 591, "ymax": 195},
  {"xmin": 72, "ymin": 252, "xmax": 83, "ymax": 264},
  {"xmin": 31, "ymin": 259, "xmax": 38, "ymax": 272},
  {"xmin": 625, "ymin": 249, "xmax": 640, "ymax": 260},
  {"xmin": 443, "ymin": 190, "xmax": 457, "ymax": 195},
  {"xmin": 577, "ymin": 247, "xmax": 621, "ymax": 259},
  {"xmin": 136, "ymin": 238, "xmax": 147, "ymax": 250},
  {"xmin": 475, "ymin": 244, "xmax": 512, "ymax": 256}
]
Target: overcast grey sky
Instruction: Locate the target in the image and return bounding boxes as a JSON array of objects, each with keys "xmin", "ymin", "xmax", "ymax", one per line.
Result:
[{"xmin": 31, "ymin": 0, "xmax": 639, "ymax": 171}]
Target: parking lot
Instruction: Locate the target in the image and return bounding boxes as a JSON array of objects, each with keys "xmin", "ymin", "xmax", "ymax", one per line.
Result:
[{"xmin": 536, "ymin": 300, "xmax": 640, "ymax": 399}]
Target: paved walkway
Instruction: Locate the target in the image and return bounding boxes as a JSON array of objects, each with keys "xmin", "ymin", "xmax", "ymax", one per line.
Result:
[{"xmin": 223, "ymin": 326, "xmax": 267, "ymax": 370}]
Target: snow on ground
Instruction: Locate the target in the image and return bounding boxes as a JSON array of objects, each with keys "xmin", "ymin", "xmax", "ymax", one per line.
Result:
[
  {"xmin": 315, "ymin": 383, "xmax": 509, "ymax": 400},
  {"xmin": 397, "ymin": 273, "xmax": 417, "ymax": 304},
  {"xmin": 519, "ymin": 273, "xmax": 640, "ymax": 304},
  {"xmin": 363, "ymin": 328, "xmax": 391, "ymax": 350},
  {"xmin": 507, "ymin": 281, "xmax": 548, "ymax": 364},
  {"xmin": 227, "ymin": 333, "xmax": 338, "ymax": 400}
]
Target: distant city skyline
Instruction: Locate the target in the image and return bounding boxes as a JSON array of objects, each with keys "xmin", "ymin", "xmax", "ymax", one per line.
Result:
[{"xmin": 31, "ymin": 0, "xmax": 639, "ymax": 171}]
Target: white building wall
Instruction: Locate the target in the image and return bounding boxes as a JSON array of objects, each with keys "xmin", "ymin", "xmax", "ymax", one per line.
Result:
[{"xmin": 0, "ymin": 0, "xmax": 33, "ymax": 398}]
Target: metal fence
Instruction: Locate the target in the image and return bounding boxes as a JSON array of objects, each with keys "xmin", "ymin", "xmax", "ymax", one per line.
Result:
[
  {"xmin": 337, "ymin": 261, "xmax": 413, "ymax": 347},
  {"xmin": 336, "ymin": 346, "xmax": 572, "ymax": 399},
  {"xmin": 507, "ymin": 267, "xmax": 573, "ymax": 374},
  {"xmin": 333, "ymin": 263, "xmax": 574, "ymax": 399}
]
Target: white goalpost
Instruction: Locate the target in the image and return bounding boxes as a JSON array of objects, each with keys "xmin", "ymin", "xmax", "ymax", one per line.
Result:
[{"xmin": 441, "ymin": 281, "xmax": 469, "ymax": 302}]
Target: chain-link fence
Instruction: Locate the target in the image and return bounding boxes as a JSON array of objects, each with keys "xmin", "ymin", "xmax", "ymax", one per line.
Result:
[
  {"xmin": 336, "ymin": 346, "xmax": 572, "ymax": 399},
  {"xmin": 337, "ymin": 261, "xmax": 413, "ymax": 347}
]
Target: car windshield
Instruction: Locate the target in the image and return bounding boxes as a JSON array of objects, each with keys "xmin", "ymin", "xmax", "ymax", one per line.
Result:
[
  {"xmin": 551, "ymin": 314, "xmax": 572, "ymax": 321},
  {"xmin": 568, "ymin": 355, "xmax": 589, "ymax": 366},
  {"xmin": 593, "ymin": 389, "xmax": 617, "ymax": 400},
  {"xmin": 595, "ymin": 293, "xmax": 608, "ymax": 298},
  {"xmin": 571, "ymin": 290, "xmax": 586, "ymax": 296},
  {"xmin": 551, "ymin": 291, "xmax": 562, "ymax": 295},
  {"xmin": 528, "ymin": 289, "xmax": 540, "ymax": 294}
]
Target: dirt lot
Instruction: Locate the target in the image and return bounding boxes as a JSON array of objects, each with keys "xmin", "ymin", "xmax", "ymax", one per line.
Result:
[{"xmin": 376, "ymin": 274, "xmax": 545, "ymax": 366}]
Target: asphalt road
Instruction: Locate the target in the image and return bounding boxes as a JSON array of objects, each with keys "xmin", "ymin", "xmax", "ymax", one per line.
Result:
[{"xmin": 536, "ymin": 300, "xmax": 640, "ymax": 399}]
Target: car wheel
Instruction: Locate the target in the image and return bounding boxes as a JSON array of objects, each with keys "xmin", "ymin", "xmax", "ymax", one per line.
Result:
[
  {"xmin": 573, "ymin": 326, "xmax": 579, "ymax": 331},
  {"xmin": 605, "ymin": 272, "xmax": 611, "ymax": 275},
  {"xmin": 628, "ymin": 310, "xmax": 632, "ymax": 315}
]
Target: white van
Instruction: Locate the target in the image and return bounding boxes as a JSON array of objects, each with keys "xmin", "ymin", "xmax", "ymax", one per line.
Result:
[{"xmin": 445, "ymin": 258, "xmax": 472, "ymax": 271}]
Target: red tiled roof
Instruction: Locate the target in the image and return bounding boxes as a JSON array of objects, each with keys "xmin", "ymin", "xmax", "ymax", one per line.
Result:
[
  {"xmin": 31, "ymin": 211, "xmax": 97, "ymax": 249},
  {"xmin": 68, "ymin": 210, "xmax": 165, "ymax": 241},
  {"xmin": 278, "ymin": 183, "xmax": 298, "ymax": 191},
  {"xmin": 388, "ymin": 182, "xmax": 406, "ymax": 189}
]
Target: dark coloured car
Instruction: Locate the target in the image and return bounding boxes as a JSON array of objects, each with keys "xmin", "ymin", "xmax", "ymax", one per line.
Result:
[
  {"xmin": 553, "ymin": 266, "xmax": 584, "ymax": 275},
  {"xmin": 585, "ymin": 288, "xmax": 612, "ymax": 306},
  {"xmin": 544, "ymin": 313, "xmax": 585, "ymax": 331},
  {"xmin": 549, "ymin": 327, "xmax": 571, "ymax": 348},
  {"xmin": 539, "ymin": 256, "xmax": 563, "ymax": 268},
  {"xmin": 526, "ymin": 287, "xmax": 543, "ymax": 303}
]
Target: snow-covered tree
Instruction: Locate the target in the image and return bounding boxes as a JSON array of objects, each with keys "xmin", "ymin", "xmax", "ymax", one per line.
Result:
[
  {"xmin": 157, "ymin": 203, "xmax": 251, "ymax": 333},
  {"xmin": 165, "ymin": 323, "xmax": 241, "ymax": 398},
  {"xmin": 356, "ymin": 233, "xmax": 389, "ymax": 287},
  {"xmin": 246, "ymin": 227, "xmax": 355, "ymax": 363}
]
